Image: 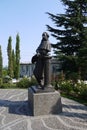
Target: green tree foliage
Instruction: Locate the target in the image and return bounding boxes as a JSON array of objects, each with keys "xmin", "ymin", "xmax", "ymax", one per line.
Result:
[
  {"xmin": 7, "ymin": 36, "xmax": 13, "ymax": 78},
  {"xmin": 15, "ymin": 33, "xmax": 20, "ymax": 79},
  {"xmin": 2, "ymin": 67, "xmax": 8, "ymax": 77},
  {"xmin": 0, "ymin": 45, "xmax": 3, "ymax": 78},
  {"xmin": 12, "ymin": 49, "xmax": 16, "ymax": 78},
  {"xmin": 47, "ymin": 0, "xmax": 87, "ymax": 79},
  {"xmin": 78, "ymin": 28, "xmax": 87, "ymax": 79}
]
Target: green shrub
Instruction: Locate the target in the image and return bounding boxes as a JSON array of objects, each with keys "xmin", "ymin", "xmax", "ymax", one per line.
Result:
[
  {"xmin": 59, "ymin": 80, "xmax": 73, "ymax": 94},
  {"xmin": 3, "ymin": 75, "xmax": 12, "ymax": 83},
  {"xmin": 0, "ymin": 78, "xmax": 3, "ymax": 87},
  {"xmin": 28, "ymin": 77, "xmax": 38, "ymax": 87},
  {"xmin": 59, "ymin": 80, "xmax": 87, "ymax": 99},
  {"xmin": 16, "ymin": 77, "xmax": 30, "ymax": 88},
  {"xmin": 1, "ymin": 83, "xmax": 16, "ymax": 88},
  {"xmin": 16, "ymin": 77, "xmax": 37, "ymax": 88},
  {"xmin": 78, "ymin": 82, "xmax": 87, "ymax": 99},
  {"xmin": 51, "ymin": 81, "xmax": 58, "ymax": 90}
]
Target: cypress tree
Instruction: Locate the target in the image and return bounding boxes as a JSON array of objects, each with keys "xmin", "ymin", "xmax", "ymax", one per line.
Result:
[
  {"xmin": 47, "ymin": 0, "xmax": 87, "ymax": 79},
  {"xmin": 15, "ymin": 33, "xmax": 20, "ymax": 79},
  {"xmin": 7, "ymin": 36, "xmax": 13, "ymax": 78},
  {"xmin": 0, "ymin": 45, "xmax": 3, "ymax": 78},
  {"xmin": 12, "ymin": 49, "xmax": 16, "ymax": 78}
]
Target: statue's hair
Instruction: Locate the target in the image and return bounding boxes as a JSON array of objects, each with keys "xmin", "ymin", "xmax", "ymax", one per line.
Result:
[{"xmin": 42, "ymin": 32, "xmax": 49, "ymax": 38}]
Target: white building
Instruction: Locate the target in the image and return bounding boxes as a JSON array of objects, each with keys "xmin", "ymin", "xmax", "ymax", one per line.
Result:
[
  {"xmin": 20, "ymin": 63, "xmax": 35, "ymax": 77},
  {"xmin": 20, "ymin": 58, "xmax": 61, "ymax": 79}
]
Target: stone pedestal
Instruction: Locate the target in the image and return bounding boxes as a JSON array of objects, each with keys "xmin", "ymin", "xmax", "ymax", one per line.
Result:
[{"xmin": 28, "ymin": 86, "xmax": 62, "ymax": 116}]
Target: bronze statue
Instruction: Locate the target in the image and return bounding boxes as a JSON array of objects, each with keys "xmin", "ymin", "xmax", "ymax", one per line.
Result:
[{"xmin": 32, "ymin": 32, "xmax": 52, "ymax": 90}]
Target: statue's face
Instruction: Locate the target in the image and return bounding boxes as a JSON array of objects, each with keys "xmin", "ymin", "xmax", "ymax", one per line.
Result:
[{"xmin": 42, "ymin": 32, "xmax": 49, "ymax": 40}]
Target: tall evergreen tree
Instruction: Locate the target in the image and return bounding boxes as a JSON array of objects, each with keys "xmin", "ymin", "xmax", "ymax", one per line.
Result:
[
  {"xmin": 0, "ymin": 45, "xmax": 3, "ymax": 78},
  {"xmin": 47, "ymin": 0, "xmax": 87, "ymax": 79},
  {"xmin": 7, "ymin": 36, "xmax": 13, "ymax": 78},
  {"xmin": 78, "ymin": 28, "xmax": 87, "ymax": 79},
  {"xmin": 12, "ymin": 49, "xmax": 16, "ymax": 78},
  {"xmin": 15, "ymin": 33, "xmax": 20, "ymax": 79}
]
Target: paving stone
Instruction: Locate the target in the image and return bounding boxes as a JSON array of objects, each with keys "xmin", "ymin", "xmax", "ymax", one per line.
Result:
[
  {"xmin": 0, "ymin": 89, "xmax": 87, "ymax": 130},
  {"xmin": 11, "ymin": 120, "xmax": 28, "ymax": 130}
]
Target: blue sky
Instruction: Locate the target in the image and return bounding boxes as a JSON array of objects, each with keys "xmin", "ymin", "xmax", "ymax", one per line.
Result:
[{"xmin": 0, "ymin": 0, "xmax": 64, "ymax": 66}]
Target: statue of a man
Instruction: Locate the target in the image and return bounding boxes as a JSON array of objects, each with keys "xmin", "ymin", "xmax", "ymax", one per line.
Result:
[{"xmin": 32, "ymin": 32, "xmax": 51, "ymax": 89}]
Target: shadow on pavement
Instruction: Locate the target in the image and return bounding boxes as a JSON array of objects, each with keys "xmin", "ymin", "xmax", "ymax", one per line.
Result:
[
  {"xmin": 0, "ymin": 99, "xmax": 32, "ymax": 116},
  {"xmin": 60, "ymin": 104, "xmax": 87, "ymax": 120}
]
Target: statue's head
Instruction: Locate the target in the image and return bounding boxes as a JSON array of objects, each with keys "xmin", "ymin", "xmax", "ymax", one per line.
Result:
[{"xmin": 42, "ymin": 32, "xmax": 49, "ymax": 40}]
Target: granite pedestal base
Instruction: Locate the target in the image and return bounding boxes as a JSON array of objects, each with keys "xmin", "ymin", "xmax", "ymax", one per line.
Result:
[{"xmin": 28, "ymin": 86, "xmax": 62, "ymax": 116}]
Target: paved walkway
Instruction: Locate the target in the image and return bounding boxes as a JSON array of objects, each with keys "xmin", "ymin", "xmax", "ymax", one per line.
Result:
[{"xmin": 0, "ymin": 89, "xmax": 87, "ymax": 130}]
